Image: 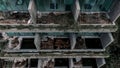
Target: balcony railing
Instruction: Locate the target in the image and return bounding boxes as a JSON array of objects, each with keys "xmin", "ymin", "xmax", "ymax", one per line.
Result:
[
  {"xmin": 0, "ymin": 23, "xmax": 117, "ymax": 32},
  {"xmin": 1, "ymin": 51, "xmax": 109, "ymax": 58}
]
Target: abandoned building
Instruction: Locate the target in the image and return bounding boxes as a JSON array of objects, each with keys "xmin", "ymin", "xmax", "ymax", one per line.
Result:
[{"xmin": 0, "ymin": 0, "xmax": 120, "ymax": 68}]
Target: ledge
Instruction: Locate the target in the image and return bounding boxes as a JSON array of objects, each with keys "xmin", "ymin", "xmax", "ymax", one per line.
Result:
[
  {"xmin": 3, "ymin": 49, "xmax": 105, "ymax": 53},
  {"xmin": 0, "ymin": 24, "xmax": 118, "ymax": 32},
  {"xmin": 0, "ymin": 51, "xmax": 109, "ymax": 58}
]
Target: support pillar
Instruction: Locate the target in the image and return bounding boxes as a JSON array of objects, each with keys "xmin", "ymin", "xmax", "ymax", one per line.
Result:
[{"xmin": 28, "ymin": 0, "xmax": 37, "ymax": 24}]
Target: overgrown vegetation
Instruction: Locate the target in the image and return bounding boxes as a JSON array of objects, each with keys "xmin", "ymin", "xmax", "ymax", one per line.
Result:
[{"xmin": 102, "ymin": 17, "xmax": 120, "ymax": 68}]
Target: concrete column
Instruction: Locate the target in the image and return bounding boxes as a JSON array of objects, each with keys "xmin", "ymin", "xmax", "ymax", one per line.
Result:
[
  {"xmin": 72, "ymin": 0, "xmax": 80, "ymax": 22},
  {"xmin": 28, "ymin": 59, "xmax": 31, "ymax": 68},
  {"xmin": 28, "ymin": 0, "xmax": 37, "ymax": 24},
  {"xmin": 38, "ymin": 59, "xmax": 42, "ymax": 68},
  {"xmin": 70, "ymin": 34, "xmax": 76, "ymax": 49},
  {"xmin": 69, "ymin": 58, "xmax": 74, "ymax": 68},
  {"xmin": 34, "ymin": 33, "xmax": 40, "ymax": 50},
  {"xmin": 109, "ymin": 0, "xmax": 120, "ymax": 23}
]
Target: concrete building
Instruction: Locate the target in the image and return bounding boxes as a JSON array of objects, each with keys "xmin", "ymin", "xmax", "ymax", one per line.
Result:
[{"xmin": 0, "ymin": 0, "xmax": 119, "ymax": 68}]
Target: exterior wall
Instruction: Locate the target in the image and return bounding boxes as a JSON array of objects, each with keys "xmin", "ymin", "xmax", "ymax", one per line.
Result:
[
  {"xmin": 100, "ymin": 33, "xmax": 114, "ymax": 49},
  {"xmin": 79, "ymin": 0, "xmax": 113, "ymax": 12},
  {"xmin": 35, "ymin": 0, "xmax": 73, "ymax": 12},
  {"xmin": 1, "ymin": 58, "xmax": 106, "ymax": 68},
  {"xmin": 0, "ymin": 0, "xmax": 119, "ymax": 67},
  {"xmin": 0, "ymin": 0, "xmax": 29, "ymax": 11},
  {"xmin": 109, "ymin": 0, "xmax": 120, "ymax": 22},
  {"xmin": 96, "ymin": 58, "xmax": 106, "ymax": 68}
]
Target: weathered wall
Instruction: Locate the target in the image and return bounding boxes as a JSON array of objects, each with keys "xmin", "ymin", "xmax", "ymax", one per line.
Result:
[
  {"xmin": 96, "ymin": 58, "xmax": 106, "ymax": 68},
  {"xmin": 109, "ymin": 0, "xmax": 120, "ymax": 23},
  {"xmin": 100, "ymin": 33, "xmax": 114, "ymax": 49}
]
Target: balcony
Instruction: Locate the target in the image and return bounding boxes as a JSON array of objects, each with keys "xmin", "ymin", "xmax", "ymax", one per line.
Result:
[
  {"xmin": 0, "ymin": 12, "xmax": 117, "ymax": 32},
  {"xmin": 0, "ymin": 12, "xmax": 29, "ymax": 24},
  {"xmin": 37, "ymin": 13, "xmax": 112, "ymax": 24},
  {"xmin": 1, "ymin": 58, "xmax": 106, "ymax": 68},
  {"xmin": 78, "ymin": 13, "xmax": 112, "ymax": 24},
  {"xmin": 3, "ymin": 37, "xmax": 20, "ymax": 50},
  {"xmin": 2, "ymin": 58, "xmax": 39, "ymax": 68},
  {"xmin": 6, "ymin": 37, "xmax": 34, "ymax": 50},
  {"xmin": 41, "ymin": 59, "xmax": 55, "ymax": 68},
  {"xmin": 0, "ymin": 0, "xmax": 118, "ymax": 32},
  {"xmin": 12, "ymin": 58, "xmax": 27, "ymax": 68},
  {"xmin": 75, "ymin": 37, "xmax": 103, "ymax": 49},
  {"xmin": 72, "ymin": 58, "xmax": 98, "ymax": 68},
  {"xmin": 1, "ymin": 32, "xmax": 113, "ymax": 52},
  {"xmin": 37, "ymin": 13, "xmax": 74, "ymax": 25},
  {"xmin": 72, "ymin": 58, "xmax": 106, "ymax": 68},
  {"xmin": 21, "ymin": 38, "xmax": 36, "ymax": 49},
  {"xmin": 41, "ymin": 37, "xmax": 71, "ymax": 49},
  {"xmin": 1, "ymin": 47, "xmax": 109, "ymax": 58}
]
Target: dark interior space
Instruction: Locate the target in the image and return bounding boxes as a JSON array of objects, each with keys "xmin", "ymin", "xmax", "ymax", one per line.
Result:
[
  {"xmin": 21, "ymin": 38, "xmax": 36, "ymax": 49},
  {"xmin": 26, "ymin": 59, "xmax": 38, "ymax": 67},
  {"xmin": 30, "ymin": 59, "xmax": 38, "ymax": 67},
  {"xmin": 10, "ymin": 12, "xmax": 30, "ymax": 20},
  {"xmin": 84, "ymin": 4, "xmax": 92, "ymax": 9},
  {"xmin": 85, "ymin": 38, "xmax": 103, "ymax": 49},
  {"xmin": 75, "ymin": 37, "xmax": 86, "ymax": 49},
  {"xmin": 0, "ymin": 59, "xmax": 4, "ymax": 68},
  {"xmin": 25, "ymin": 59, "xmax": 28, "ymax": 67},
  {"xmin": 82, "ymin": 58, "xmax": 97, "ymax": 68},
  {"xmin": 65, "ymin": 4, "xmax": 71, "ymax": 11},
  {"xmin": 0, "ymin": 33, "xmax": 3, "ymax": 39},
  {"xmin": 55, "ymin": 58, "xmax": 69, "ymax": 68}
]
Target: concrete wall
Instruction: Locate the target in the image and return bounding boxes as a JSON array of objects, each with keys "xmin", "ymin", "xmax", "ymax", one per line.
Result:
[
  {"xmin": 96, "ymin": 58, "xmax": 106, "ymax": 68},
  {"xmin": 109, "ymin": 0, "xmax": 120, "ymax": 23},
  {"xmin": 100, "ymin": 33, "xmax": 114, "ymax": 49}
]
